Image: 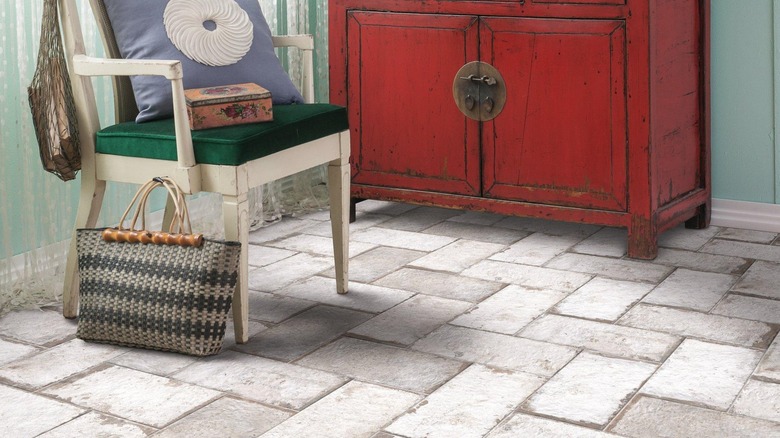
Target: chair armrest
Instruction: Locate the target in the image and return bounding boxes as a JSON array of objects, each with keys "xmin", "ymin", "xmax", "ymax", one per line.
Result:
[
  {"xmin": 72, "ymin": 55, "xmax": 183, "ymax": 79},
  {"xmin": 71, "ymin": 55, "xmax": 196, "ymax": 174}
]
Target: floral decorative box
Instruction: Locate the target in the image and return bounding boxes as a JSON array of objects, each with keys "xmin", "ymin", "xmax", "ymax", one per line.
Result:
[{"xmin": 185, "ymin": 82, "xmax": 272, "ymax": 130}]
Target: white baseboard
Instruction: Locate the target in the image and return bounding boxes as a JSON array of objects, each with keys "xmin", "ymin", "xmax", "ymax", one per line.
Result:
[{"xmin": 711, "ymin": 198, "xmax": 780, "ymax": 233}]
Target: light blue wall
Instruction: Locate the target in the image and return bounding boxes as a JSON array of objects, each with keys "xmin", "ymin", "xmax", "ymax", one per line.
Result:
[{"xmin": 711, "ymin": 0, "xmax": 779, "ymax": 203}]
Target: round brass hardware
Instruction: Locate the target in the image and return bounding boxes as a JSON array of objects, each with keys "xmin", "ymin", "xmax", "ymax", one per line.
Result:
[{"xmin": 453, "ymin": 61, "xmax": 506, "ymax": 121}]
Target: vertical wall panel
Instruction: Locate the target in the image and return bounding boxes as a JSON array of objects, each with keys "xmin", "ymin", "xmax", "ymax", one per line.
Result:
[{"xmin": 710, "ymin": 0, "xmax": 776, "ymax": 203}]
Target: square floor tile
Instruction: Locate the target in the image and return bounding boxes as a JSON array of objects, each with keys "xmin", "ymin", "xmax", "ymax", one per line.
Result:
[
  {"xmin": 523, "ymin": 352, "xmax": 656, "ymax": 427},
  {"xmin": 640, "ymin": 339, "xmax": 762, "ymax": 409},
  {"xmin": 387, "ymin": 364, "xmax": 545, "ymax": 438},
  {"xmin": 43, "ymin": 365, "xmax": 220, "ymax": 428}
]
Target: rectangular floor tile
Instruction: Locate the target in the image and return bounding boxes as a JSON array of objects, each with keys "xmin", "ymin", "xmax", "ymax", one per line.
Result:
[
  {"xmin": 553, "ymin": 277, "xmax": 653, "ymax": 322},
  {"xmin": 297, "ymin": 337, "xmax": 464, "ymax": 393},
  {"xmin": 489, "ymin": 233, "xmax": 584, "ymax": 266},
  {"xmin": 377, "ymin": 206, "xmax": 462, "ymax": 232},
  {"xmin": 641, "ymin": 268, "xmax": 738, "ymax": 312},
  {"xmin": 39, "ymin": 412, "xmax": 154, "ymax": 438},
  {"xmin": 730, "ymin": 261, "xmax": 780, "ymax": 299},
  {"xmin": 268, "ymin": 234, "xmax": 376, "ymax": 258},
  {"xmin": 545, "ymin": 254, "xmax": 673, "ymax": 283},
  {"xmin": 0, "ymin": 339, "xmax": 126, "ymax": 389},
  {"xmin": 248, "ymin": 253, "xmax": 333, "ymax": 292},
  {"xmin": 247, "ymin": 244, "xmax": 296, "ymax": 267},
  {"xmin": 701, "ymin": 239, "xmax": 780, "ymax": 263},
  {"xmin": 755, "ymin": 336, "xmax": 780, "ymax": 382},
  {"xmin": 264, "ymin": 381, "xmax": 420, "ymax": 438},
  {"xmin": 351, "ymin": 227, "xmax": 456, "ymax": 251},
  {"xmin": 493, "ymin": 217, "xmax": 601, "ymax": 237},
  {"xmin": 412, "ymin": 325, "xmax": 578, "ymax": 377},
  {"xmin": 618, "ymin": 304, "xmax": 776, "ymax": 348},
  {"xmin": 487, "ymin": 413, "xmax": 611, "ymax": 438},
  {"xmin": 650, "ymin": 248, "xmax": 750, "ymax": 275},
  {"xmin": 523, "ymin": 352, "xmax": 656, "ymax": 427},
  {"xmin": 712, "ymin": 294, "xmax": 780, "ymax": 324},
  {"xmin": 109, "ymin": 348, "xmax": 199, "ymax": 377},
  {"xmin": 247, "ymin": 291, "xmax": 314, "ymax": 323},
  {"xmin": 301, "ymin": 212, "xmax": 393, "ymax": 238},
  {"xmin": 657, "ymin": 225, "xmax": 721, "ymax": 251},
  {"xmin": 520, "ymin": 314, "xmax": 680, "ymax": 362},
  {"xmin": 156, "ymin": 396, "xmax": 291, "ymax": 438},
  {"xmin": 0, "ymin": 384, "xmax": 85, "ymax": 437},
  {"xmin": 349, "ymin": 295, "xmax": 472, "ymax": 345},
  {"xmin": 410, "ymin": 239, "xmax": 505, "ymax": 273},
  {"xmin": 451, "ymin": 285, "xmax": 567, "ymax": 334},
  {"xmin": 277, "ymin": 276, "xmax": 414, "ymax": 313},
  {"xmin": 640, "ymin": 339, "xmax": 762, "ymax": 409},
  {"xmin": 422, "ymin": 221, "xmax": 527, "ymax": 245},
  {"xmin": 0, "ymin": 338, "xmax": 38, "ymax": 366},
  {"xmin": 609, "ymin": 396, "xmax": 780, "ymax": 437},
  {"xmin": 375, "ymin": 268, "xmax": 503, "ymax": 302},
  {"xmin": 0, "ymin": 310, "xmax": 77, "ymax": 346},
  {"xmin": 234, "ymin": 305, "xmax": 372, "ymax": 361},
  {"xmin": 44, "ymin": 365, "xmax": 220, "ymax": 428},
  {"xmin": 462, "ymin": 260, "xmax": 592, "ymax": 292},
  {"xmin": 571, "ymin": 227, "xmax": 628, "ymax": 258},
  {"xmin": 387, "ymin": 364, "xmax": 545, "ymax": 438},
  {"xmin": 447, "ymin": 210, "xmax": 506, "ymax": 226},
  {"xmin": 717, "ymin": 228, "xmax": 777, "ymax": 244},
  {"xmin": 320, "ymin": 246, "xmax": 425, "ymax": 284},
  {"xmin": 248, "ymin": 218, "xmax": 320, "ymax": 244},
  {"xmin": 732, "ymin": 379, "xmax": 780, "ymax": 423},
  {"xmin": 173, "ymin": 350, "xmax": 345, "ymax": 410}
]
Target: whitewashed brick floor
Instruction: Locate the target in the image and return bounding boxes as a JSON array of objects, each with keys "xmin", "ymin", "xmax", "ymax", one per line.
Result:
[{"xmin": 2, "ymin": 200, "xmax": 780, "ymax": 437}]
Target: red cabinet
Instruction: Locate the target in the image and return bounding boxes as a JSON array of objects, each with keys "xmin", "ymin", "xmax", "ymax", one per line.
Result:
[{"xmin": 330, "ymin": 0, "xmax": 710, "ymax": 259}]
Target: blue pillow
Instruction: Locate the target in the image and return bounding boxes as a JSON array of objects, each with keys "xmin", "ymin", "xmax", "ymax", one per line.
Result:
[{"xmin": 103, "ymin": 0, "xmax": 304, "ymax": 123}]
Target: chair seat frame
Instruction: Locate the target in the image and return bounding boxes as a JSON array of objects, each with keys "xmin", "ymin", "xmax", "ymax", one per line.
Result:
[{"xmin": 58, "ymin": 0, "xmax": 350, "ymax": 344}]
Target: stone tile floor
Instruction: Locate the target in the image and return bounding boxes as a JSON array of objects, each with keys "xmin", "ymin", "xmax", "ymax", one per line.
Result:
[{"xmin": 2, "ymin": 199, "xmax": 780, "ymax": 437}]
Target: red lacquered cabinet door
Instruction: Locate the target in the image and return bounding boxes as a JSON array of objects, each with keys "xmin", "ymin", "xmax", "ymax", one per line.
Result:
[
  {"xmin": 347, "ymin": 12, "xmax": 481, "ymax": 195},
  {"xmin": 481, "ymin": 18, "xmax": 628, "ymax": 211}
]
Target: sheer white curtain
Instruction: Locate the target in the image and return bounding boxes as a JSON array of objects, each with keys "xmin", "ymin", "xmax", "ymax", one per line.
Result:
[{"xmin": 0, "ymin": 0, "xmax": 330, "ymax": 315}]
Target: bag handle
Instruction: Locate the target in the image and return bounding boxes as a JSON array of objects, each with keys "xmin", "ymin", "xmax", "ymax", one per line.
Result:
[{"xmin": 102, "ymin": 177, "xmax": 203, "ymax": 247}]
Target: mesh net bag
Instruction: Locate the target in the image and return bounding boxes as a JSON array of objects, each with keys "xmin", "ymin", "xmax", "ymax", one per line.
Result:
[{"xmin": 28, "ymin": 0, "xmax": 81, "ymax": 181}]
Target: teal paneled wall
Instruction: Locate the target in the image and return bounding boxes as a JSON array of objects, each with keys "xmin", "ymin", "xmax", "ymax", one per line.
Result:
[{"xmin": 711, "ymin": 0, "xmax": 778, "ymax": 203}]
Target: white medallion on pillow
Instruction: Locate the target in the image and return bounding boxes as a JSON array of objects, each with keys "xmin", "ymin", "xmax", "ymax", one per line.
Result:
[{"xmin": 163, "ymin": 0, "xmax": 253, "ymax": 67}]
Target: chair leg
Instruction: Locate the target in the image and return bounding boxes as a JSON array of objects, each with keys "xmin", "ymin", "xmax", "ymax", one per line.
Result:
[
  {"xmin": 161, "ymin": 195, "xmax": 177, "ymax": 231},
  {"xmin": 223, "ymin": 193, "xmax": 250, "ymax": 344},
  {"xmin": 328, "ymin": 161, "xmax": 350, "ymax": 294},
  {"xmin": 63, "ymin": 178, "xmax": 107, "ymax": 318}
]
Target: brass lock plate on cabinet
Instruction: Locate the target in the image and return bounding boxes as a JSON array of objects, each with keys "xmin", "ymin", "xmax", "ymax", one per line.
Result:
[{"xmin": 453, "ymin": 61, "xmax": 506, "ymax": 121}]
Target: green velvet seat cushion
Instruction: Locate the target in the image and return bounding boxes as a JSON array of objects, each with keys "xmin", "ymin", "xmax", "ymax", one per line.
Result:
[{"xmin": 96, "ymin": 103, "xmax": 348, "ymax": 166}]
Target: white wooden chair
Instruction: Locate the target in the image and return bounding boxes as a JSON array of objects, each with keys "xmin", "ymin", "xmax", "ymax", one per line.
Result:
[{"xmin": 58, "ymin": 0, "xmax": 350, "ymax": 344}]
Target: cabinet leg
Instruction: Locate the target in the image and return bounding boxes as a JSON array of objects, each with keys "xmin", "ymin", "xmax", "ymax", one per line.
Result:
[
  {"xmin": 349, "ymin": 198, "xmax": 364, "ymax": 223},
  {"xmin": 685, "ymin": 201, "xmax": 711, "ymax": 230},
  {"xmin": 627, "ymin": 216, "xmax": 658, "ymax": 260}
]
